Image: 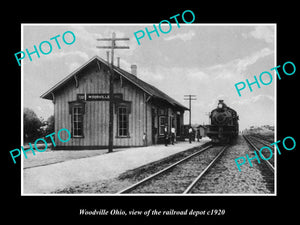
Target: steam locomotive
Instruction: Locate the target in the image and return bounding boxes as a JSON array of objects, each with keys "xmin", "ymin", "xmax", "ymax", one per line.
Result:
[{"xmin": 206, "ymin": 100, "xmax": 239, "ymax": 143}]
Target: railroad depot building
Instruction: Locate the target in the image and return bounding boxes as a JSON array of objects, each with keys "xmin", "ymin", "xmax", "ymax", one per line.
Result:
[{"xmin": 41, "ymin": 56, "xmax": 188, "ymax": 149}]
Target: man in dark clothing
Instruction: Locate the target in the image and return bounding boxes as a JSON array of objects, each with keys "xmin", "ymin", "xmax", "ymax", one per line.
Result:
[{"xmin": 196, "ymin": 129, "xmax": 201, "ymax": 142}]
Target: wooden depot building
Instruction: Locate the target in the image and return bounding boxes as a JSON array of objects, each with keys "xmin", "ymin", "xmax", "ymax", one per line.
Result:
[{"xmin": 41, "ymin": 56, "xmax": 188, "ymax": 149}]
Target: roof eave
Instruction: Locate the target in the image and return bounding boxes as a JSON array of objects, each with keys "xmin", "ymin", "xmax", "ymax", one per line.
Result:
[
  {"xmin": 40, "ymin": 56, "xmax": 188, "ymax": 110},
  {"xmin": 40, "ymin": 56, "xmax": 102, "ymax": 100}
]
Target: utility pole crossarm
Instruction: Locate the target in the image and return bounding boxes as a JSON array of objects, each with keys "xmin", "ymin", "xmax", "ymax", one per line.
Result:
[
  {"xmin": 97, "ymin": 37, "xmax": 130, "ymax": 41},
  {"xmin": 97, "ymin": 46, "xmax": 130, "ymax": 49}
]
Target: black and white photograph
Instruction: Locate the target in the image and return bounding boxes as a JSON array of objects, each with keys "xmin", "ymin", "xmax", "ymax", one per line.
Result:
[
  {"xmin": 21, "ymin": 24, "xmax": 276, "ymax": 195},
  {"xmin": 4, "ymin": 6, "xmax": 298, "ymax": 224}
]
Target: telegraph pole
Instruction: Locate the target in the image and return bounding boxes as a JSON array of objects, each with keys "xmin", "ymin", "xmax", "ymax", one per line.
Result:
[
  {"xmin": 184, "ymin": 95, "xmax": 197, "ymax": 127},
  {"xmin": 96, "ymin": 32, "xmax": 129, "ymax": 153}
]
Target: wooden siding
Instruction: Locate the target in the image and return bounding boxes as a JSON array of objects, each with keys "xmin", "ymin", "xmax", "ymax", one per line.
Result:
[{"xmin": 54, "ymin": 63, "xmax": 152, "ymax": 148}]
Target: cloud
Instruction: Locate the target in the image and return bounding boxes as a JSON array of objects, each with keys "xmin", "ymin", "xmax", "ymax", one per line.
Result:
[
  {"xmin": 235, "ymin": 47, "xmax": 273, "ymax": 73},
  {"xmin": 66, "ymin": 61, "xmax": 82, "ymax": 72},
  {"xmin": 231, "ymin": 94, "xmax": 275, "ymax": 129},
  {"xmin": 164, "ymin": 30, "xmax": 195, "ymax": 41},
  {"xmin": 71, "ymin": 26, "xmax": 99, "ymax": 43},
  {"xmin": 184, "ymin": 68, "xmax": 209, "ymax": 81},
  {"xmin": 49, "ymin": 50, "xmax": 89, "ymax": 61},
  {"xmin": 25, "ymin": 50, "xmax": 90, "ymax": 70},
  {"xmin": 232, "ymin": 94, "xmax": 274, "ymax": 106},
  {"xmin": 242, "ymin": 26, "xmax": 275, "ymax": 44},
  {"xmin": 206, "ymin": 47, "xmax": 273, "ymax": 80},
  {"xmin": 139, "ymin": 65, "xmax": 209, "ymax": 84}
]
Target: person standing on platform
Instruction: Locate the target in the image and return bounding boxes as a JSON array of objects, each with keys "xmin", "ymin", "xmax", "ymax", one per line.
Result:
[
  {"xmin": 171, "ymin": 127, "xmax": 176, "ymax": 145},
  {"xmin": 189, "ymin": 127, "xmax": 193, "ymax": 143},
  {"xmin": 196, "ymin": 129, "xmax": 200, "ymax": 142},
  {"xmin": 164, "ymin": 126, "xmax": 169, "ymax": 146},
  {"xmin": 143, "ymin": 132, "xmax": 147, "ymax": 146}
]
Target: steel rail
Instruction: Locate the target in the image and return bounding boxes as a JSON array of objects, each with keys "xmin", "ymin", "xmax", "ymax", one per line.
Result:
[
  {"xmin": 183, "ymin": 145, "xmax": 229, "ymax": 194},
  {"xmin": 252, "ymin": 134, "xmax": 274, "ymax": 143},
  {"xmin": 117, "ymin": 144, "xmax": 213, "ymax": 194},
  {"xmin": 243, "ymin": 135, "xmax": 275, "ymax": 173},
  {"xmin": 247, "ymin": 135, "xmax": 273, "ymax": 149}
]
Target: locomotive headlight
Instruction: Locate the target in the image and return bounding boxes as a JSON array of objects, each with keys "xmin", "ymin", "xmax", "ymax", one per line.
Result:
[{"xmin": 218, "ymin": 103, "xmax": 223, "ymax": 109}]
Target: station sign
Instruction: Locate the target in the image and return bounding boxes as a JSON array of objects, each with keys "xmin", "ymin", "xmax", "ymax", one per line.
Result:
[{"xmin": 77, "ymin": 93, "xmax": 123, "ymax": 101}]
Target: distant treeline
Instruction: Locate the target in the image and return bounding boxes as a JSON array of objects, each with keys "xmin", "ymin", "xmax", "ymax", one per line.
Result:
[{"xmin": 23, "ymin": 108, "xmax": 54, "ymax": 143}]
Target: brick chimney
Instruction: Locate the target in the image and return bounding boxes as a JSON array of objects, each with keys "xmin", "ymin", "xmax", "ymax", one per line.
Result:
[{"xmin": 131, "ymin": 65, "xmax": 137, "ymax": 76}]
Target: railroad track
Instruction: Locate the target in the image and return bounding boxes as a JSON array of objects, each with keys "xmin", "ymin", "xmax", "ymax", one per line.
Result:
[
  {"xmin": 243, "ymin": 135, "xmax": 275, "ymax": 172},
  {"xmin": 246, "ymin": 135, "xmax": 275, "ymax": 166},
  {"xmin": 118, "ymin": 144, "xmax": 230, "ymax": 194},
  {"xmin": 248, "ymin": 135, "xmax": 273, "ymax": 147},
  {"xmin": 250, "ymin": 133, "xmax": 274, "ymax": 143}
]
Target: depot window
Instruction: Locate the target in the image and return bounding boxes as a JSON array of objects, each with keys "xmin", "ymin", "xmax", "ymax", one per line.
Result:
[
  {"xmin": 116, "ymin": 102, "xmax": 131, "ymax": 138},
  {"xmin": 69, "ymin": 101, "xmax": 85, "ymax": 138},
  {"xmin": 158, "ymin": 108, "xmax": 168, "ymax": 136},
  {"xmin": 159, "ymin": 116, "xmax": 167, "ymax": 136}
]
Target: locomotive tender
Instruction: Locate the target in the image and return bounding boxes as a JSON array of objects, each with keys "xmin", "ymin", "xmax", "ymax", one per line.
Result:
[{"xmin": 207, "ymin": 100, "xmax": 239, "ymax": 143}]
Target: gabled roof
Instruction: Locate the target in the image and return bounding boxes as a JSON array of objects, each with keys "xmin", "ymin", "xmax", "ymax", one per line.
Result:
[{"xmin": 41, "ymin": 55, "xmax": 188, "ymax": 110}]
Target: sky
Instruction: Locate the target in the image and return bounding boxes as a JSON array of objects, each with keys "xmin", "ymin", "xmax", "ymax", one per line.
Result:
[{"xmin": 22, "ymin": 24, "xmax": 276, "ymax": 131}]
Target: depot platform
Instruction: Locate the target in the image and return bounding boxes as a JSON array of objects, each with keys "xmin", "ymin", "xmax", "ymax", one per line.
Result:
[{"xmin": 23, "ymin": 139, "xmax": 209, "ymax": 194}]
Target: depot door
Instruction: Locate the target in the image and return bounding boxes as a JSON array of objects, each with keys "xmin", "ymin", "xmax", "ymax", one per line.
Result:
[{"xmin": 151, "ymin": 108, "xmax": 157, "ymax": 144}]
